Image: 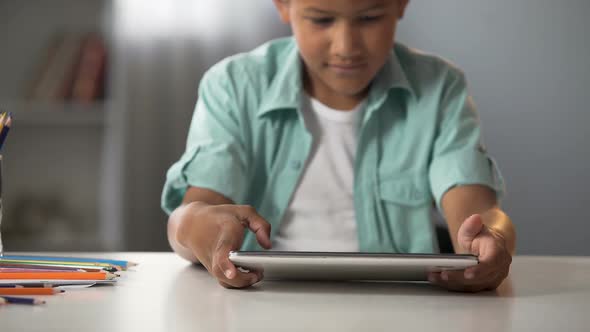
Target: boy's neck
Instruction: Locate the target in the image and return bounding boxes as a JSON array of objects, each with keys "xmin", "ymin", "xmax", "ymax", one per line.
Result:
[{"xmin": 303, "ymin": 71, "xmax": 369, "ymax": 111}]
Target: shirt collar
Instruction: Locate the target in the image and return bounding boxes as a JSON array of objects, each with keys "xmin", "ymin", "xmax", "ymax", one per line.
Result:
[
  {"xmin": 258, "ymin": 39, "xmax": 415, "ymax": 118},
  {"xmin": 258, "ymin": 39, "xmax": 303, "ymax": 117}
]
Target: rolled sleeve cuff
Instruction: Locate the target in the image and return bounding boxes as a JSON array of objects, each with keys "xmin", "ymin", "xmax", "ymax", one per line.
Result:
[
  {"xmin": 161, "ymin": 145, "xmax": 246, "ymax": 215},
  {"xmin": 429, "ymin": 148, "xmax": 505, "ymax": 211}
]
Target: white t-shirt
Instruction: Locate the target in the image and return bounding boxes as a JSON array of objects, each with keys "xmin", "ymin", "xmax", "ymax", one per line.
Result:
[{"xmin": 272, "ymin": 95, "xmax": 365, "ymax": 252}]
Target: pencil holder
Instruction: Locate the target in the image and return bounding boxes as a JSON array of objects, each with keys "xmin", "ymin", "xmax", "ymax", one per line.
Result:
[{"xmin": 0, "ymin": 154, "xmax": 3, "ymax": 257}]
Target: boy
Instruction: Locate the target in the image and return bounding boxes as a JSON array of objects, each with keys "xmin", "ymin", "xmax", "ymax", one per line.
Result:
[{"xmin": 162, "ymin": 0, "xmax": 516, "ymax": 292}]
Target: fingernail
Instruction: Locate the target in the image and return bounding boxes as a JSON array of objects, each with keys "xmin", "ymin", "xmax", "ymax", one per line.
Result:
[
  {"xmin": 251, "ymin": 276, "xmax": 259, "ymax": 284},
  {"xmin": 428, "ymin": 274, "xmax": 437, "ymax": 283},
  {"xmin": 224, "ymin": 269, "xmax": 233, "ymax": 279},
  {"xmin": 441, "ymin": 272, "xmax": 448, "ymax": 281},
  {"xmin": 465, "ymin": 272, "xmax": 475, "ymax": 279}
]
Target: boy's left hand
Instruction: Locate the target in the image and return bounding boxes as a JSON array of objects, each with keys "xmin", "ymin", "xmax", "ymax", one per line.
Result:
[{"xmin": 428, "ymin": 214, "xmax": 512, "ymax": 292}]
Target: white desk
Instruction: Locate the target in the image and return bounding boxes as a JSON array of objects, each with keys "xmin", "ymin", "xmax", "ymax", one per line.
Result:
[{"xmin": 1, "ymin": 253, "xmax": 589, "ymax": 332}]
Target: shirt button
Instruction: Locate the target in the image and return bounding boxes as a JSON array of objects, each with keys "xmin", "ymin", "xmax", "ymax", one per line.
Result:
[{"xmin": 290, "ymin": 160, "xmax": 302, "ymax": 170}]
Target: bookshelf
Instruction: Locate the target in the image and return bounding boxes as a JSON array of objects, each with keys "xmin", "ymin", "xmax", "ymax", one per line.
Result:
[{"xmin": 0, "ymin": 0, "xmax": 124, "ymax": 251}]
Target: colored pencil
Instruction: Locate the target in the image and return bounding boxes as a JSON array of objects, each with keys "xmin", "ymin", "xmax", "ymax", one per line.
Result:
[
  {"xmin": 0, "ymin": 271, "xmax": 117, "ymax": 280},
  {"xmin": 0, "ymin": 284, "xmax": 48, "ymax": 288},
  {"xmin": 0, "ymin": 115, "xmax": 10, "ymax": 150},
  {"xmin": 0, "ymin": 296, "xmax": 45, "ymax": 305},
  {"xmin": 0, "ymin": 259, "xmax": 121, "ymax": 270},
  {"xmin": 0, "ymin": 258, "xmax": 121, "ymax": 271},
  {"xmin": 0, "ymin": 262, "xmax": 100, "ymax": 272},
  {"xmin": 0, "ymin": 261, "xmax": 118, "ymax": 272},
  {"xmin": 0, "ymin": 279, "xmax": 116, "ymax": 286},
  {"xmin": 0, "ymin": 255, "xmax": 137, "ymax": 270},
  {"xmin": 0, "ymin": 268, "xmax": 86, "ymax": 273},
  {"xmin": 0, "ymin": 112, "xmax": 6, "ymax": 132},
  {"xmin": 0, "ymin": 288, "xmax": 63, "ymax": 296}
]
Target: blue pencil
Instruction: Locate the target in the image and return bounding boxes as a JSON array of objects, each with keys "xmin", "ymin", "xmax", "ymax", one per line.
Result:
[
  {"xmin": 1, "ymin": 255, "xmax": 137, "ymax": 269},
  {"xmin": 0, "ymin": 113, "xmax": 11, "ymax": 151},
  {"xmin": 0, "ymin": 126, "xmax": 9, "ymax": 149},
  {"xmin": 0, "ymin": 296, "xmax": 46, "ymax": 305}
]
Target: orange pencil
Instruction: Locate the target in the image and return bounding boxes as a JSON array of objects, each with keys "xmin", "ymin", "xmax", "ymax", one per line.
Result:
[
  {"xmin": 0, "ymin": 288, "xmax": 63, "ymax": 296},
  {"xmin": 0, "ymin": 272, "xmax": 116, "ymax": 280}
]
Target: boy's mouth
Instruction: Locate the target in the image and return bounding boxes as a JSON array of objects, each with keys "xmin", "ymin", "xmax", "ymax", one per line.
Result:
[{"xmin": 328, "ymin": 63, "xmax": 367, "ymax": 75}]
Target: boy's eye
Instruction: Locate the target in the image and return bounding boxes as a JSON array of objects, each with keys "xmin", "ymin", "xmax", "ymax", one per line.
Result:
[
  {"xmin": 359, "ymin": 15, "xmax": 383, "ymax": 23},
  {"xmin": 308, "ymin": 17, "xmax": 335, "ymax": 26}
]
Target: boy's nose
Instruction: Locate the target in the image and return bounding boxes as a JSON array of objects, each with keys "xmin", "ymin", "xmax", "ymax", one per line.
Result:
[{"xmin": 330, "ymin": 23, "xmax": 363, "ymax": 60}]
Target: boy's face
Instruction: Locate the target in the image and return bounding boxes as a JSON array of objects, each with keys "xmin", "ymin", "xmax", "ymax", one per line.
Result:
[{"xmin": 274, "ymin": 0, "xmax": 409, "ymax": 109}]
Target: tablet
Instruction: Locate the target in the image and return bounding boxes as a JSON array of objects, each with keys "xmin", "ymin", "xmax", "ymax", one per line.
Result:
[{"xmin": 228, "ymin": 251, "xmax": 478, "ymax": 281}]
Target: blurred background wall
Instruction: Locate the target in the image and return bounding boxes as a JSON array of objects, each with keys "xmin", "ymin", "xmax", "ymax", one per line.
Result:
[
  {"xmin": 397, "ymin": 0, "xmax": 590, "ymax": 255},
  {"xmin": 0, "ymin": 0, "xmax": 588, "ymax": 255}
]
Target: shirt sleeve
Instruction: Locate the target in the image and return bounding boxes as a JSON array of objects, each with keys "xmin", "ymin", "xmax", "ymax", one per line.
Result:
[
  {"xmin": 161, "ymin": 67, "xmax": 249, "ymax": 215},
  {"xmin": 428, "ymin": 70, "xmax": 505, "ymax": 211}
]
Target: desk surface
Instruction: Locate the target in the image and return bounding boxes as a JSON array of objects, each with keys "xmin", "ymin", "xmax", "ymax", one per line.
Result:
[{"xmin": 1, "ymin": 253, "xmax": 589, "ymax": 332}]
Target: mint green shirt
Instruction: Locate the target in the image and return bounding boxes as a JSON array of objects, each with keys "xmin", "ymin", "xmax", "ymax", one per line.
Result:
[{"xmin": 161, "ymin": 37, "xmax": 504, "ymax": 253}]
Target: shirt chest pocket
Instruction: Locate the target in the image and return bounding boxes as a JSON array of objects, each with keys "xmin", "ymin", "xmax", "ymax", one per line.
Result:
[{"xmin": 378, "ymin": 173, "xmax": 433, "ymax": 207}]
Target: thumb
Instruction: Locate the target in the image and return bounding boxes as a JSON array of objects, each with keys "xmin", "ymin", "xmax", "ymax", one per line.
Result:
[{"xmin": 458, "ymin": 214, "xmax": 484, "ymax": 253}]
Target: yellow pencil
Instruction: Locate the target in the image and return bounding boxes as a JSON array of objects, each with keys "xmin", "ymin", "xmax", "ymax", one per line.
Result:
[{"xmin": 0, "ymin": 112, "xmax": 6, "ymax": 133}]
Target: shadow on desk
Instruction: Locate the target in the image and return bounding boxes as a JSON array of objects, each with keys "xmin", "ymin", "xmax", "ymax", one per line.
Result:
[
  {"xmin": 164, "ymin": 265, "xmax": 516, "ymax": 332},
  {"xmin": 249, "ymin": 279, "xmax": 515, "ymax": 298},
  {"xmin": 160, "ymin": 257, "xmax": 590, "ymax": 332},
  {"xmin": 178, "ymin": 256, "xmax": 590, "ymax": 299},
  {"xmin": 184, "ymin": 263, "xmax": 512, "ymax": 297}
]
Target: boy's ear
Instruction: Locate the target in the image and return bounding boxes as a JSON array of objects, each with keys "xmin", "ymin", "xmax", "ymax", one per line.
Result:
[
  {"xmin": 273, "ymin": 0, "xmax": 292, "ymax": 24},
  {"xmin": 397, "ymin": 0, "xmax": 410, "ymax": 19}
]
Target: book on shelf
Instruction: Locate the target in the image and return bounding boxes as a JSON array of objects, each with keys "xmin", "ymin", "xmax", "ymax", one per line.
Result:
[
  {"xmin": 27, "ymin": 31, "xmax": 108, "ymax": 106},
  {"xmin": 71, "ymin": 33, "xmax": 108, "ymax": 103}
]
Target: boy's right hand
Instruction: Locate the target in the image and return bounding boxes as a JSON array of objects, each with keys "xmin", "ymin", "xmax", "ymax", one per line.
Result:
[{"xmin": 177, "ymin": 202, "xmax": 272, "ymax": 288}]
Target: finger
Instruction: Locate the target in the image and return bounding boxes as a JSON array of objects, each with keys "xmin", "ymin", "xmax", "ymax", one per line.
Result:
[
  {"xmin": 457, "ymin": 214, "xmax": 484, "ymax": 253},
  {"xmin": 428, "ymin": 272, "xmax": 443, "ymax": 285},
  {"xmin": 441, "ymin": 263, "xmax": 506, "ymax": 291},
  {"xmin": 441, "ymin": 268, "xmax": 498, "ymax": 286},
  {"xmin": 463, "ymin": 272, "xmax": 503, "ymax": 292},
  {"xmin": 214, "ymin": 232, "xmax": 242, "ymax": 280},
  {"xmin": 462, "ymin": 261, "xmax": 496, "ymax": 281},
  {"xmin": 237, "ymin": 206, "xmax": 272, "ymax": 249},
  {"xmin": 218, "ymin": 272, "xmax": 262, "ymax": 289},
  {"xmin": 218, "ymin": 271, "xmax": 261, "ymax": 288},
  {"xmin": 429, "ymin": 272, "xmax": 469, "ymax": 291},
  {"xmin": 464, "ymin": 241, "xmax": 511, "ymax": 280},
  {"xmin": 212, "ymin": 251, "xmax": 261, "ymax": 288},
  {"xmin": 430, "ymin": 271, "xmax": 462, "ymax": 291},
  {"xmin": 218, "ymin": 280, "xmax": 235, "ymax": 289},
  {"xmin": 436, "ymin": 272, "xmax": 498, "ymax": 293},
  {"xmin": 479, "ymin": 238, "xmax": 512, "ymax": 268},
  {"xmin": 212, "ymin": 235, "xmax": 264, "ymax": 288},
  {"xmin": 484, "ymin": 273, "xmax": 509, "ymax": 291}
]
